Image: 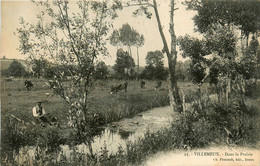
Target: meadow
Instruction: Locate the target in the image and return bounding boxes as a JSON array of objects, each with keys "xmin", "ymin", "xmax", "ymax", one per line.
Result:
[
  {"xmin": 1, "ymin": 77, "xmax": 260, "ymax": 165},
  {"xmin": 1, "ymin": 78, "xmax": 211, "ymax": 127},
  {"xmin": 1, "ymin": 78, "xmax": 203, "ymax": 151},
  {"xmin": 0, "ymin": 77, "xmax": 195, "ymax": 163},
  {"xmin": 1, "ymin": 78, "xmax": 169, "ymax": 127}
]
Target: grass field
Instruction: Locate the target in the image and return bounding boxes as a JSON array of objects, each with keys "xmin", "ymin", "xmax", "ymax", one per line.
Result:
[
  {"xmin": 1, "ymin": 78, "xmax": 199, "ymax": 149},
  {"xmin": 1, "ymin": 78, "xmax": 208, "ymax": 127},
  {"xmin": 2, "ymin": 77, "xmax": 260, "ymax": 165}
]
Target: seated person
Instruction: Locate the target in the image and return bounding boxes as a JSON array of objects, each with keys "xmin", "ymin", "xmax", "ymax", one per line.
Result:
[{"xmin": 32, "ymin": 102, "xmax": 59, "ymax": 127}]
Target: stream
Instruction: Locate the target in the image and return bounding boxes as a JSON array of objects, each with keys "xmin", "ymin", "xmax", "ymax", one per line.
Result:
[
  {"xmin": 61, "ymin": 106, "xmax": 174, "ymax": 157},
  {"xmin": 15, "ymin": 106, "xmax": 175, "ymax": 162}
]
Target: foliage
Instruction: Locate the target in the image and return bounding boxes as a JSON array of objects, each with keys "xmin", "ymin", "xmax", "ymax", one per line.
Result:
[
  {"xmin": 118, "ymin": 0, "xmax": 184, "ymax": 111},
  {"xmin": 185, "ymin": 0, "xmax": 260, "ymax": 38},
  {"xmin": 16, "ymin": 0, "xmax": 122, "ymax": 155},
  {"xmin": 140, "ymin": 65, "xmax": 167, "ymax": 80},
  {"xmin": 1, "ymin": 79, "xmax": 170, "ymax": 159},
  {"xmin": 237, "ymin": 36, "xmax": 260, "ymax": 79},
  {"xmin": 178, "ymin": 19, "xmax": 259, "ymax": 105},
  {"xmin": 31, "ymin": 59, "xmax": 48, "ymax": 78},
  {"xmin": 119, "ymin": 24, "xmax": 138, "ymax": 52},
  {"xmin": 168, "ymin": 94, "xmax": 260, "ymax": 150},
  {"xmin": 94, "ymin": 61, "xmax": 109, "ymax": 80},
  {"xmin": 140, "ymin": 50, "xmax": 167, "ymax": 80},
  {"xmin": 1, "ymin": 60, "xmax": 29, "ymax": 77},
  {"xmin": 178, "ymin": 35, "xmax": 211, "ymax": 85},
  {"xmin": 245, "ymin": 80, "xmax": 260, "ymax": 98},
  {"xmin": 2, "ymin": 79, "xmax": 259, "ymax": 165},
  {"xmin": 183, "ymin": 0, "xmax": 260, "ymax": 95},
  {"xmin": 175, "ymin": 61, "xmax": 187, "ymax": 81},
  {"xmin": 1, "ymin": 116, "xmax": 65, "ymax": 165},
  {"xmin": 135, "ymin": 32, "xmax": 145, "ymax": 48},
  {"xmin": 113, "ymin": 49, "xmax": 136, "ymax": 79},
  {"xmin": 145, "ymin": 50, "xmax": 164, "ymax": 67},
  {"xmin": 110, "ymin": 29, "xmax": 120, "ymax": 47},
  {"xmin": 110, "ymin": 23, "xmax": 144, "ymax": 57}
]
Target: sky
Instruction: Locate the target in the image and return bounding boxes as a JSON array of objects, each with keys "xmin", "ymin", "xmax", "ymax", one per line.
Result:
[{"xmin": 0, "ymin": 0, "xmax": 201, "ymax": 67}]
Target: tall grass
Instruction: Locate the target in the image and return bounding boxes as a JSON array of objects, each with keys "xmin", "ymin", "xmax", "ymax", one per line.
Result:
[
  {"xmin": 2, "ymin": 79, "xmax": 259, "ymax": 166},
  {"xmin": 4, "ymin": 94, "xmax": 259, "ymax": 166},
  {"xmin": 1, "ymin": 79, "xmax": 169, "ymax": 164}
]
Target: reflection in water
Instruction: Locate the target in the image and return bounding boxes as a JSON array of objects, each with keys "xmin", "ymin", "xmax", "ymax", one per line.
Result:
[
  {"xmin": 15, "ymin": 106, "xmax": 173, "ymax": 162},
  {"xmin": 118, "ymin": 129, "xmax": 133, "ymax": 140},
  {"xmin": 62, "ymin": 127, "xmax": 134, "ymax": 157}
]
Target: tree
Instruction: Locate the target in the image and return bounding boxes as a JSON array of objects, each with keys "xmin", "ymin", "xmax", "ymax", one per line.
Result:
[
  {"xmin": 146, "ymin": 50, "xmax": 164, "ymax": 67},
  {"xmin": 179, "ymin": 25, "xmax": 239, "ymax": 101},
  {"xmin": 109, "ymin": 30, "xmax": 120, "ymax": 50},
  {"xmin": 113, "ymin": 48, "xmax": 135, "ymax": 79},
  {"xmin": 43, "ymin": 65, "xmax": 56, "ymax": 79},
  {"xmin": 135, "ymin": 32, "xmax": 145, "ymax": 77},
  {"xmin": 17, "ymin": 0, "xmax": 121, "ymax": 156},
  {"xmin": 110, "ymin": 24, "xmax": 145, "ymax": 76},
  {"xmin": 119, "ymin": 0, "xmax": 182, "ymax": 111},
  {"xmin": 31, "ymin": 59, "xmax": 48, "ymax": 78},
  {"xmin": 118, "ymin": 23, "xmax": 137, "ymax": 57},
  {"xmin": 2, "ymin": 60, "xmax": 29, "ymax": 77},
  {"xmin": 140, "ymin": 50, "xmax": 167, "ymax": 80},
  {"xmin": 181, "ymin": 0, "xmax": 260, "ymax": 102},
  {"xmin": 178, "ymin": 35, "xmax": 211, "ymax": 87},
  {"xmin": 185, "ymin": 0, "xmax": 260, "ymax": 45},
  {"xmin": 175, "ymin": 61, "xmax": 187, "ymax": 81},
  {"xmin": 94, "ymin": 61, "xmax": 109, "ymax": 80},
  {"xmin": 238, "ymin": 36, "xmax": 260, "ymax": 80}
]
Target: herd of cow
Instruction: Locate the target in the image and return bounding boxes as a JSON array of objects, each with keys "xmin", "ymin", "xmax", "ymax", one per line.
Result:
[
  {"xmin": 22, "ymin": 79, "xmax": 163, "ymax": 93},
  {"xmin": 110, "ymin": 80, "xmax": 163, "ymax": 94}
]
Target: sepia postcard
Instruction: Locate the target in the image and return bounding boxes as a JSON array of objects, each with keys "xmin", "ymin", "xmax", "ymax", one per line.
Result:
[{"xmin": 1, "ymin": 0, "xmax": 260, "ymax": 165}]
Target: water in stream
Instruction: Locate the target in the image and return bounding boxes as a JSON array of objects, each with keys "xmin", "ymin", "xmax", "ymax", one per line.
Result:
[{"xmin": 15, "ymin": 106, "xmax": 174, "ymax": 162}]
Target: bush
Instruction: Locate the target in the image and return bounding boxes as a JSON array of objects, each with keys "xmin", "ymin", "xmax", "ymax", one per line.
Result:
[
  {"xmin": 245, "ymin": 80, "xmax": 260, "ymax": 98},
  {"xmin": 2, "ymin": 60, "xmax": 30, "ymax": 77},
  {"xmin": 170, "ymin": 98, "xmax": 260, "ymax": 149},
  {"xmin": 1, "ymin": 116, "xmax": 65, "ymax": 164}
]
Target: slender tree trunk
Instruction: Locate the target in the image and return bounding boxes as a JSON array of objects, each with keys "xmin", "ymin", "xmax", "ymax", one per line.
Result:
[
  {"xmin": 128, "ymin": 45, "xmax": 132, "ymax": 57},
  {"xmin": 153, "ymin": 0, "xmax": 182, "ymax": 112},
  {"xmin": 246, "ymin": 34, "xmax": 249, "ymax": 48},
  {"xmin": 137, "ymin": 46, "xmax": 140, "ymax": 78}
]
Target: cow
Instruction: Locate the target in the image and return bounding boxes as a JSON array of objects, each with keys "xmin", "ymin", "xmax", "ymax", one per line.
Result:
[
  {"xmin": 24, "ymin": 80, "xmax": 34, "ymax": 91},
  {"xmin": 140, "ymin": 80, "xmax": 146, "ymax": 89},
  {"xmin": 155, "ymin": 81, "xmax": 162, "ymax": 90},
  {"xmin": 110, "ymin": 82, "xmax": 128, "ymax": 94}
]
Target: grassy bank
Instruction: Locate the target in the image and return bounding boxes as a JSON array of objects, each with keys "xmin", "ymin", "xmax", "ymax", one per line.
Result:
[
  {"xmin": 5, "ymin": 78, "xmax": 258, "ymax": 166},
  {"xmin": 1, "ymin": 79, "xmax": 171, "ymax": 126},
  {"xmin": 1, "ymin": 78, "xmax": 172, "ymax": 158},
  {"xmin": 3, "ymin": 94, "xmax": 259, "ymax": 166}
]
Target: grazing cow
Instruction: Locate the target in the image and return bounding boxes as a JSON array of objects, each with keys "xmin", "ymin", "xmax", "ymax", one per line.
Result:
[
  {"xmin": 24, "ymin": 80, "xmax": 34, "ymax": 91},
  {"xmin": 155, "ymin": 81, "xmax": 162, "ymax": 90},
  {"xmin": 110, "ymin": 82, "xmax": 128, "ymax": 94},
  {"xmin": 140, "ymin": 80, "xmax": 146, "ymax": 89}
]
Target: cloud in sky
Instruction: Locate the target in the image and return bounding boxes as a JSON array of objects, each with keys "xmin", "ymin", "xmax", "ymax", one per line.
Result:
[{"xmin": 1, "ymin": 0, "xmax": 201, "ymax": 67}]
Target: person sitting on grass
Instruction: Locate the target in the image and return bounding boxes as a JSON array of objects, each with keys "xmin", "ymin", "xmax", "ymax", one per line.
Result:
[{"xmin": 32, "ymin": 102, "xmax": 59, "ymax": 127}]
